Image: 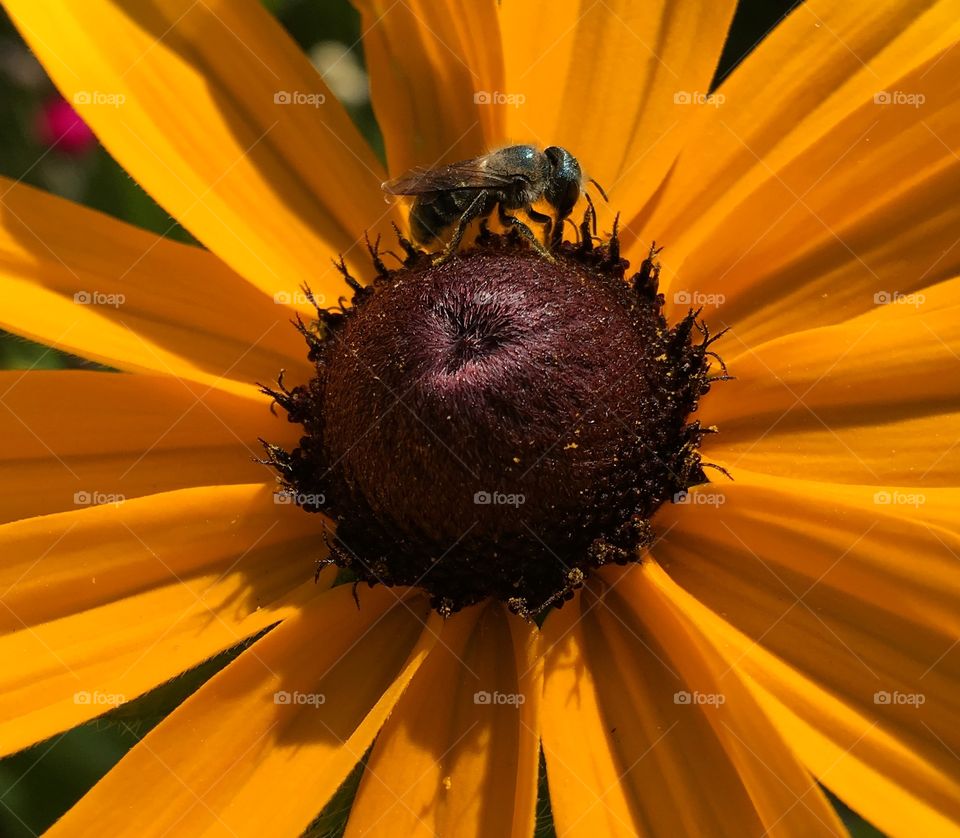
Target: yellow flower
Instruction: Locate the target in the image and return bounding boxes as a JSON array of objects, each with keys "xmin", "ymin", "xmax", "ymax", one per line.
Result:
[{"xmin": 1, "ymin": 1, "xmax": 958, "ymax": 836}]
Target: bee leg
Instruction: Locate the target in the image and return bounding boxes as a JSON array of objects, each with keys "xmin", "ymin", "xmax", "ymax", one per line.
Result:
[
  {"xmin": 553, "ymin": 207, "xmax": 578, "ymax": 250},
  {"xmin": 497, "ymin": 204, "xmax": 556, "ymax": 263},
  {"xmin": 526, "ymin": 207, "xmax": 553, "ymax": 248},
  {"xmin": 433, "ymin": 192, "xmax": 496, "ymax": 265}
]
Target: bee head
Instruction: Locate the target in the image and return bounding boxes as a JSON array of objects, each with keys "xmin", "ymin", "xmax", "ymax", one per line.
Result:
[{"xmin": 543, "ymin": 146, "xmax": 583, "ymax": 219}]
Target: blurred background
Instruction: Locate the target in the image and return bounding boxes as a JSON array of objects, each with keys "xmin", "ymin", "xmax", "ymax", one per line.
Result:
[{"xmin": 0, "ymin": 0, "xmax": 881, "ymax": 834}]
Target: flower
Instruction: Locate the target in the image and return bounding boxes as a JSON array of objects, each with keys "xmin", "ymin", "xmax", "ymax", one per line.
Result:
[
  {"xmin": 0, "ymin": 1, "xmax": 958, "ymax": 836},
  {"xmin": 33, "ymin": 95, "xmax": 97, "ymax": 156}
]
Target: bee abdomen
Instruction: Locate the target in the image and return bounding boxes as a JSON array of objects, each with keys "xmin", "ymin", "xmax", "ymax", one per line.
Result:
[{"xmin": 410, "ymin": 190, "xmax": 476, "ymax": 244}]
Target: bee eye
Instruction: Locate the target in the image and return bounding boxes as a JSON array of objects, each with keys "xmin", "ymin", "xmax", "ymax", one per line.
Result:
[
  {"xmin": 547, "ymin": 177, "xmax": 580, "ymax": 214},
  {"xmin": 544, "ymin": 146, "xmax": 563, "ymax": 167}
]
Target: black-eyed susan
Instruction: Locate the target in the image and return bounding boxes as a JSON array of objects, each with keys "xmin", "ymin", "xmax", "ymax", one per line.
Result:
[{"xmin": 1, "ymin": 1, "xmax": 958, "ymax": 836}]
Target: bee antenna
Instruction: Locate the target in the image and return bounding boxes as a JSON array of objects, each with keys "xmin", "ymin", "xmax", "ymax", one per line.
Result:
[{"xmin": 588, "ymin": 178, "xmax": 609, "ymax": 203}]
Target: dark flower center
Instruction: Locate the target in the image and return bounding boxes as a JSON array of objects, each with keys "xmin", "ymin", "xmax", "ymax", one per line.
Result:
[{"xmin": 262, "ymin": 222, "xmax": 727, "ymax": 618}]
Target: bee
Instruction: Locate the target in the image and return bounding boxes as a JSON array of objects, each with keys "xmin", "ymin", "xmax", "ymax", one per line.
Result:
[{"xmin": 382, "ymin": 144, "xmax": 604, "ymax": 264}]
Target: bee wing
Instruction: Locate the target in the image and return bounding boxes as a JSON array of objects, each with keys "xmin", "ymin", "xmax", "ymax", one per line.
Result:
[{"xmin": 382, "ymin": 159, "xmax": 516, "ymax": 196}]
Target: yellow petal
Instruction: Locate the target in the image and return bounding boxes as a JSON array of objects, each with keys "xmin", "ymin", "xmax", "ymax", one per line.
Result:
[
  {"xmin": 0, "ymin": 177, "xmax": 312, "ymax": 399},
  {"xmin": 49, "ymin": 585, "xmax": 440, "ymax": 837},
  {"xmin": 703, "ymin": 300, "xmax": 960, "ymax": 485},
  {"xmin": 638, "ymin": 0, "xmax": 960, "ymax": 338},
  {"xmin": 0, "ymin": 371, "xmax": 295, "ymax": 524},
  {"xmin": 541, "ymin": 565, "xmax": 844, "ymax": 836},
  {"xmin": 1, "ymin": 537, "xmax": 328, "ymax": 756},
  {"xmin": 498, "ymin": 0, "xmax": 736, "ymax": 220},
  {"xmin": 345, "ymin": 603, "xmax": 542, "ymax": 838},
  {"xmin": 0, "ymin": 483, "xmax": 319, "ymax": 636},
  {"xmin": 5, "ymin": 0, "xmax": 396, "ymax": 301},
  {"xmin": 0, "ymin": 482, "xmax": 325, "ymax": 755},
  {"xmin": 653, "ymin": 469, "xmax": 960, "ymax": 834},
  {"xmin": 352, "ymin": 0, "xmax": 505, "ymax": 175},
  {"xmin": 844, "ymin": 274, "xmax": 960, "ymax": 322}
]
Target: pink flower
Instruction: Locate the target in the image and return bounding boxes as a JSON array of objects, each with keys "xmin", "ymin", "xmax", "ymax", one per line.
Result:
[{"xmin": 35, "ymin": 95, "xmax": 96, "ymax": 155}]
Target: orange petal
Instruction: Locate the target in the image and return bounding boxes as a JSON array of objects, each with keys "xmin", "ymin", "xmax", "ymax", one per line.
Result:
[
  {"xmin": 653, "ymin": 469, "xmax": 960, "ymax": 834},
  {"xmin": 49, "ymin": 585, "xmax": 440, "ymax": 837},
  {"xmin": 702, "ymin": 299, "xmax": 960, "ymax": 485},
  {"xmin": 345, "ymin": 603, "xmax": 542, "ymax": 838},
  {"xmin": 498, "ymin": 0, "xmax": 736, "ymax": 221},
  {"xmin": 541, "ymin": 564, "xmax": 844, "ymax": 836},
  {"xmin": 0, "ymin": 482, "xmax": 326, "ymax": 755},
  {"xmin": 0, "ymin": 371, "xmax": 295, "ymax": 524},
  {"xmin": 0, "ymin": 177, "xmax": 312, "ymax": 398},
  {"xmin": 353, "ymin": 0, "xmax": 505, "ymax": 175},
  {"xmin": 1, "ymin": 540, "xmax": 328, "ymax": 757},
  {"xmin": 5, "ymin": 0, "xmax": 396, "ymax": 301},
  {"xmin": 0, "ymin": 483, "xmax": 319, "ymax": 636},
  {"xmin": 639, "ymin": 0, "xmax": 960, "ymax": 338}
]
